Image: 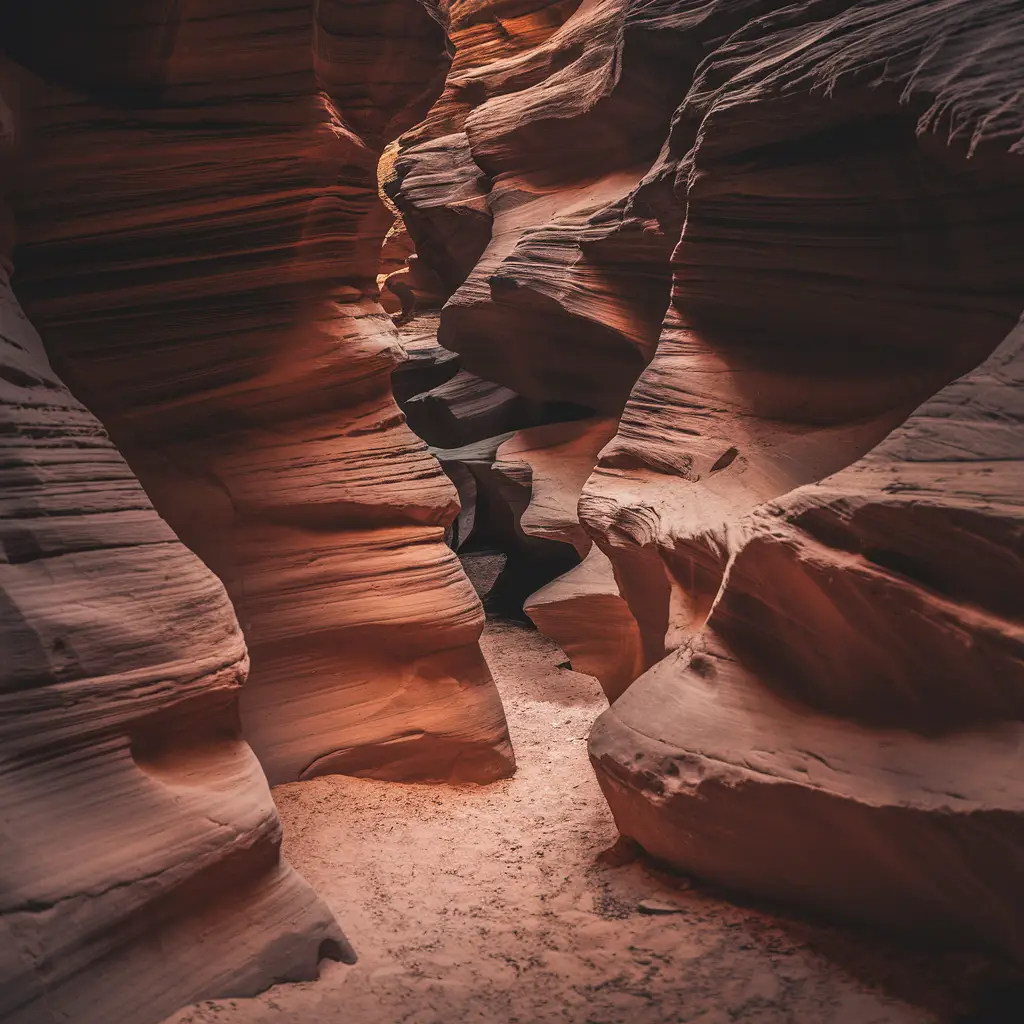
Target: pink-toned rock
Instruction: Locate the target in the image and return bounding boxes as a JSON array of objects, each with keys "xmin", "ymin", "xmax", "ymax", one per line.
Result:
[
  {"xmin": 525, "ymin": 547, "xmax": 642, "ymax": 702},
  {"xmin": 405, "ymin": 368, "xmax": 573, "ymax": 449},
  {"xmin": 486, "ymin": 417, "xmax": 644, "ymax": 699},
  {"xmin": 0, "ymin": 192, "xmax": 348, "ymax": 1024},
  {"xmin": 495, "ymin": 418, "xmax": 619, "ymax": 557},
  {"xmin": 392, "ymin": 0, "xmax": 1024, "ymax": 957},
  {"xmin": 583, "ymin": 0, "xmax": 1024, "ymax": 959},
  {"xmin": 592, "ymin": 329, "xmax": 1024, "ymax": 948},
  {"xmin": 390, "ymin": 312, "xmax": 461, "ymax": 409}
]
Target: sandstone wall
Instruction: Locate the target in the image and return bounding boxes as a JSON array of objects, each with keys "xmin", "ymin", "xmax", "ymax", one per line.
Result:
[
  {"xmin": 1, "ymin": 0, "xmax": 514, "ymax": 786},
  {"xmin": 0, "ymin": 2, "xmax": 527, "ymax": 1018},
  {"xmin": 0, "ymin": 71, "xmax": 348, "ymax": 1024},
  {"xmin": 391, "ymin": 0, "xmax": 1024, "ymax": 957}
]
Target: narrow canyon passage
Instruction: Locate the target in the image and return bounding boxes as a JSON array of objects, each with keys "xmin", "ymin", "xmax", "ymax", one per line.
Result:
[
  {"xmin": 4, "ymin": 4, "xmax": 1024, "ymax": 1021},
  {"xmin": 166, "ymin": 620, "xmax": 1012, "ymax": 1024}
]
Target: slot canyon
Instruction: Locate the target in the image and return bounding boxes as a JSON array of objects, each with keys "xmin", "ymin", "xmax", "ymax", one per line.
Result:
[{"xmin": 2, "ymin": 1, "xmax": 1023, "ymax": 1022}]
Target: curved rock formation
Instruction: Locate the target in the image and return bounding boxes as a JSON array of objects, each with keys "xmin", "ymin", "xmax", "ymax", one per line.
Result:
[
  {"xmin": 591, "ymin": 318, "xmax": 1024, "ymax": 962},
  {"xmin": 391, "ymin": 0, "xmax": 1024, "ymax": 957},
  {"xmin": 493, "ymin": 417, "xmax": 644, "ymax": 699},
  {"xmin": 385, "ymin": 0, "xmax": 689, "ymax": 663},
  {"xmin": 5, "ymin": 0, "xmax": 1022, "ymax": 1003},
  {"xmin": 0, "ymin": 109, "xmax": 349, "ymax": 1024},
  {"xmin": 586, "ymin": 0, "xmax": 1024, "ymax": 958},
  {"xmin": 584, "ymin": 0, "xmax": 1024, "ymax": 672},
  {"xmin": 2, "ymin": 0, "xmax": 513, "ymax": 786},
  {"xmin": 525, "ymin": 547, "xmax": 642, "ymax": 702}
]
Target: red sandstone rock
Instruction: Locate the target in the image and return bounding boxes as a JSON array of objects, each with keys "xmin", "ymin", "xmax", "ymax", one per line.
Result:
[
  {"xmin": 494, "ymin": 418, "xmax": 644, "ymax": 700},
  {"xmin": 428, "ymin": 426, "xmax": 581, "ymax": 612},
  {"xmin": 592, "ymin": 322, "xmax": 1024, "ymax": 952},
  {"xmin": 431, "ymin": 432, "xmax": 515, "ymax": 551},
  {"xmin": 525, "ymin": 547, "xmax": 642, "ymax": 702},
  {"xmin": 581, "ymin": 0, "xmax": 1024, "ymax": 958},
  {"xmin": 0, "ymin": 178, "xmax": 348, "ymax": 1024},
  {"xmin": 495, "ymin": 418, "xmax": 618, "ymax": 557},
  {"xmin": 393, "ymin": 0, "xmax": 1024, "ymax": 957},
  {"xmin": 390, "ymin": 313, "xmax": 460, "ymax": 404},
  {"xmin": 405, "ymin": 369, "xmax": 562, "ymax": 449},
  {"xmin": 1, "ymin": 0, "xmax": 514, "ymax": 787},
  {"xmin": 4, "ymin": 0, "xmax": 1024, "ymax": 998}
]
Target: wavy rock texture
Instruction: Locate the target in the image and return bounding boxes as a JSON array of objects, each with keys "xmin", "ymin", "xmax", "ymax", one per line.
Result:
[
  {"xmin": 591, "ymin": 319, "xmax": 1024, "ymax": 962},
  {"xmin": 392, "ymin": 0, "xmax": 1024, "ymax": 956},
  {"xmin": 406, "ymin": 368, "xmax": 578, "ymax": 449},
  {"xmin": 585, "ymin": 0, "xmax": 1024, "ymax": 957},
  {"xmin": 0, "ymin": 120, "xmax": 349, "ymax": 1024},
  {"xmin": 2, "ymin": 0, "xmax": 514, "ymax": 786},
  {"xmin": 386, "ymin": 0, "xmax": 696, "ymax": 664},
  {"xmin": 390, "ymin": 313, "xmax": 460, "ymax": 404},
  {"xmin": 388, "ymin": 0, "xmax": 808, "ymax": 658},
  {"xmin": 581, "ymin": 0, "xmax": 1024, "ymax": 673},
  {"xmin": 383, "ymin": 1, "xmax": 585, "ymax": 304}
]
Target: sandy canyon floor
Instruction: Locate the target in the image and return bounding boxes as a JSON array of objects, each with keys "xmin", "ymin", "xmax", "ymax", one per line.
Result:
[{"xmin": 167, "ymin": 620, "xmax": 1018, "ymax": 1024}]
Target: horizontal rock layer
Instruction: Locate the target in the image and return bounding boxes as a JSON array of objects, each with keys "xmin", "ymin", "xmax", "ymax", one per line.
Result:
[{"xmin": 0, "ymin": 205, "xmax": 348, "ymax": 1024}]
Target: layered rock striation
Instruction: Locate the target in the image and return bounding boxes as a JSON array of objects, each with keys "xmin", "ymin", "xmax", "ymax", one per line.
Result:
[
  {"xmin": 5, "ymin": 0, "xmax": 1023, "ymax": 1007},
  {"xmin": 390, "ymin": 0, "xmax": 1024, "ymax": 958},
  {"xmin": 591, "ymin": 318, "xmax": 1024, "ymax": 962},
  {"xmin": 0, "ymin": 3, "xmax": 529, "ymax": 1019},
  {"xmin": 0, "ymin": 81, "xmax": 349, "ymax": 1022},
  {"xmin": 585, "ymin": 1, "xmax": 1024, "ymax": 959},
  {"xmin": 2, "ymin": 0, "xmax": 514, "ymax": 786}
]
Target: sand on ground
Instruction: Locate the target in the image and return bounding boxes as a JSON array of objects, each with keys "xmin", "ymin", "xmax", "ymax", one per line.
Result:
[{"xmin": 166, "ymin": 620, "xmax": 1010, "ymax": 1024}]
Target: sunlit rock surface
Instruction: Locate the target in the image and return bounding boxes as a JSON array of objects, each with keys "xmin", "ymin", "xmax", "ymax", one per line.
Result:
[
  {"xmin": 592, "ymin": 320, "xmax": 1024, "ymax": 962},
  {"xmin": 1, "ymin": 0, "xmax": 513, "ymax": 787},
  {"xmin": 392, "ymin": 0, "xmax": 1024, "ymax": 956},
  {"xmin": 583, "ymin": 9, "xmax": 1024, "ymax": 955},
  {"xmin": 0, "ymin": 107, "xmax": 349, "ymax": 1023}
]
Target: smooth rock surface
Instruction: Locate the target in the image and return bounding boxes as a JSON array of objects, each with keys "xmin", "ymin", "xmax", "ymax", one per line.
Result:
[
  {"xmin": 582, "ymin": 0, "xmax": 1024, "ymax": 958},
  {"xmin": 3, "ymin": 0, "xmax": 514, "ymax": 786},
  {"xmin": 391, "ymin": 0, "xmax": 1024, "ymax": 956},
  {"xmin": 0, "ymin": 176, "xmax": 348, "ymax": 1024}
]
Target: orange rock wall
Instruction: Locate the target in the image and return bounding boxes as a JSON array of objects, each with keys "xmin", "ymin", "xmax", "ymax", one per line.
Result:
[
  {"xmin": 392, "ymin": 0, "xmax": 1024, "ymax": 957},
  {"xmin": 2, "ymin": 0, "xmax": 513, "ymax": 786},
  {"xmin": 0, "ymin": 70, "xmax": 348, "ymax": 1024}
]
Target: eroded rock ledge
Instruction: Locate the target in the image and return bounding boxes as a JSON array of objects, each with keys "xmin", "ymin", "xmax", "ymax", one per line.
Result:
[{"xmin": 389, "ymin": 0, "xmax": 1024, "ymax": 958}]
